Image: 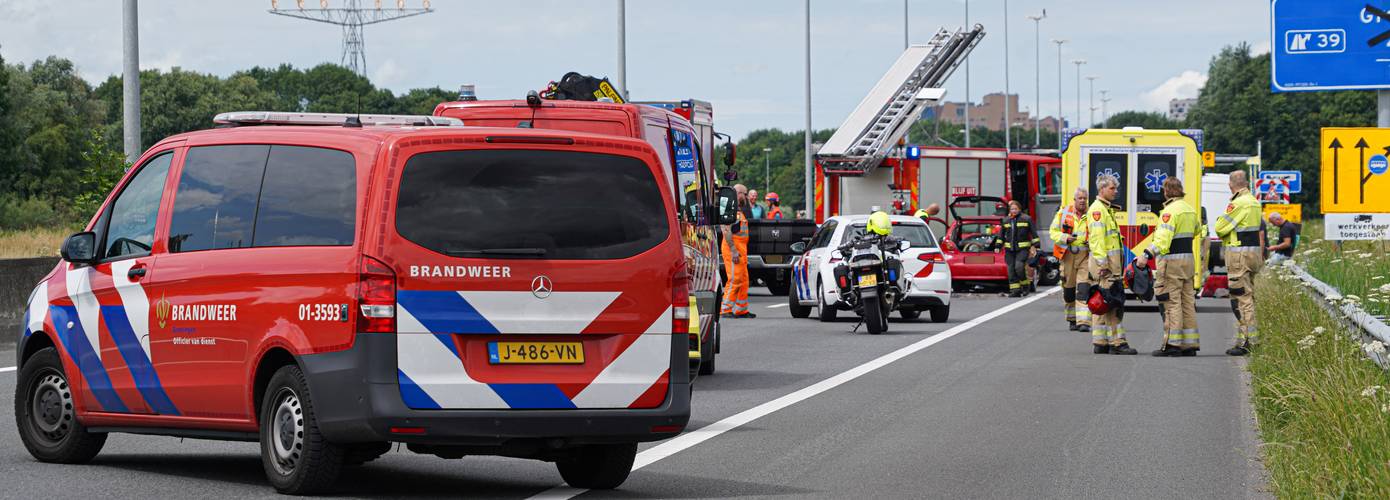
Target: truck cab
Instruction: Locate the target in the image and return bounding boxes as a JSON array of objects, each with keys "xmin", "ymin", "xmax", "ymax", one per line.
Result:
[{"xmin": 434, "ymin": 98, "xmax": 727, "ymax": 376}]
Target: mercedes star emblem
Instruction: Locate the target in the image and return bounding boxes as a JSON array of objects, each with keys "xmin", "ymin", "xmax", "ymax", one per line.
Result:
[{"xmin": 531, "ymin": 275, "xmax": 554, "ymax": 299}]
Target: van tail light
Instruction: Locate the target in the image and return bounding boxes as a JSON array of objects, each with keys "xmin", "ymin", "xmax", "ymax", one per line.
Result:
[
  {"xmin": 672, "ymin": 267, "xmax": 691, "ymax": 336},
  {"xmin": 358, "ymin": 256, "xmax": 396, "ymax": 333}
]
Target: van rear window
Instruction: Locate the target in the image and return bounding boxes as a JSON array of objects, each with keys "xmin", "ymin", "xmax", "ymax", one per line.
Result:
[{"xmin": 395, "ymin": 150, "xmax": 670, "ymax": 260}]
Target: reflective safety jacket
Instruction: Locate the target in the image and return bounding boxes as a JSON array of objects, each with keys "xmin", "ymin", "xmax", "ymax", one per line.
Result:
[
  {"xmin": 1086, "ymin": 197, "xmax": 1123, "ymax": 264},
  {"xmin": 1213, "ymin": 188, "xmax": 1262, "ymax": 248},
  {"xmin": 1049, "ymin": 203, "xmax": 1089, "ymax": 255},
  {"xmin": 995, "ymin": 214, "xmax": 1039, "ymax": 251},
  {"xmin": 1144, "ymin": 197, "xmax": 1198, "ymax": 258},
  {"xmin": 721, "ymin": 210, "xmax": 750, "ymax": 263}
]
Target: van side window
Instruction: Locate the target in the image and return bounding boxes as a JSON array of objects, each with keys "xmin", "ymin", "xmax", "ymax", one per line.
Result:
[
  {"xmin": 103, "ymin": 152, "xmax": 172, "ymax": 260},
  {"xmin": 669, "ymin": 129, "xmax": 703, "ymax": 222},
  {"xmin": 168, "ymin": 145, "xmax": 269, "ymax": 253},
  {"xmin": 254, "ymin": 146, "xmax": 356, "ymax": 247}
]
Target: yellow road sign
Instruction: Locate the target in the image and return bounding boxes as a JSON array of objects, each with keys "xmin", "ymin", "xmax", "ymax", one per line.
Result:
[
  {"xmin": 1202, "ymin": 151, "xmax": 1215, "ymax": 168},
  {"xmin": 1321, "ymin": 127, "xmax": 1390, "ymax": 213},
  {"xmin": 1262, "ymin": 203, "xmax": 1302, "ymax": 224}
]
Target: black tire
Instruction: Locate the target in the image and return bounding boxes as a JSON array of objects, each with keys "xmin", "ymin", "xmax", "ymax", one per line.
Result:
[
  {"xmin": 788, "ymin": 282, "xmax": 812, "ymax": 318},
  {"xmin": 343, "ymin": 442, "xmax": 391, "ymax": 466},
  {"xmin": 817, "ymin": 282, "xmax": 838, "ymax": 322},
  {"xmin": 765, "ymin": 276, "xmax": 790, "ymax": 297},
  {"xmin": 557, "ymin": 443, "xmax": 637, "ymax": 490},
  {"xmin": 15, "ymin": 347, "xmax": 107, "ymax": 464},
  {"xmin": 698, "ymin": 322, "xmax": 717, "ymax": 376},
  {"xmin": 930, "ymin": 305, "xmax": 950, "ymax": 323},
  {"xmin": 864, "ymin": 295, "xmax": 886, "ymax": 334},
  {"xmin": 899, "ymin": 309, "xmax": 921, "ymax": 319},
  {"xmin": 260, "ymin": 364, "xmax": 345, "ymax": 494}
]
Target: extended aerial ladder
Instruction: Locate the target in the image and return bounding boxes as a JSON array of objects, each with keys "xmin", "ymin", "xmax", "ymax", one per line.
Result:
[{"xmin": 814, "ymin": 25, "xmax": 984, "ymax": 221}]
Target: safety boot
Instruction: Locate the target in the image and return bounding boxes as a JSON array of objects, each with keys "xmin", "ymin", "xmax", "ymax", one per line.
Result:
[
  {"xmin": 735, "ymin": 312, "xmax": 757, "ymax": 319},
  {"xmin": 1181, "ymin": 348, "xmax": 1198, "ymax": 357},
  {"xmin": 1077, "ymin": 324, "xmax": 1090, "ymax": 333},
  {"xmin": 1151, "ymin": 345, "xmax": 1183, "ymax": 357},
  {"xmin": 1092, "ymin": 344, "xmax": 1110, "ymax": 354},
  {"xmin": 1110, "ymin": 343, "xmax": 1138, "ymax": 355},
  {"xmin": 1068, "ymin": 321, "xmax": 1078, "ymax": 331},
  {"xmin": 1226, "ymin": 344, "xmax": 1249, "ymax": 356}
]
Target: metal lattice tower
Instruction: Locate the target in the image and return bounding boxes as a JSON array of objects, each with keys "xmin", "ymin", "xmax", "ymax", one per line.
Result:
[{"xmin": 269, "ymin": 0, "xmax": 433, "ymax": 76}]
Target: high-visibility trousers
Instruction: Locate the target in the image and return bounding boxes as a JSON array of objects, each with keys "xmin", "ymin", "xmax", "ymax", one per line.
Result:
[
  {"xmin": 721, "ymin": 253, "xmax": 750, "ymax": 316},
  {"xmin": 1005, "ymin": 249, "xmax": 1029, "ymax": 293},
  {"xmin": 1225, "ymin": 247, "xmax": 1263, "ymax": 345},
  {"xmin": 1155, "ymin": 255, "xmax": 1199, "ymax": 349},
  {"xmin": 1088, "ymin": 253, "xmax": 1127, "ymax": 346},
  {"xmin": 1060, "ymin": 249, "xmax": 1091, "ymax": 325}
]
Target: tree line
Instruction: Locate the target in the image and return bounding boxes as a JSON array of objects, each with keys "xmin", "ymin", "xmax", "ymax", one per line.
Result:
[{"xmin": 0, "ymin": 52, "xmax": 455, "ymax": 230}]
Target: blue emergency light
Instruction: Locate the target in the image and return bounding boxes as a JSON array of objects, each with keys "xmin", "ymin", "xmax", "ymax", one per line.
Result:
[{"xmin": 906, "ymin": 145, "xmax": 920, "ymax": 160}]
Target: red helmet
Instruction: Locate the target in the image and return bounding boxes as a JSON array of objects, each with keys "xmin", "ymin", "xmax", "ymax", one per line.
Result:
[
  {"xmin": 765, "ymin": 192, "xmax": 779, "ymax": 203},
  {"xmin": 1087, "ymin": 288, "xmax": 1110, "ymax": 315}
]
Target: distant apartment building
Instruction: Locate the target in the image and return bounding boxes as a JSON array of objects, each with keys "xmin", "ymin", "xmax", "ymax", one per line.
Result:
[
  {"xmin": 928, "ymin": 92, "xmax": 1063, "ymax": 134},
  {"xmin": 1168, "ymin": 98, "xmax": 1197, "ymax": 122}
]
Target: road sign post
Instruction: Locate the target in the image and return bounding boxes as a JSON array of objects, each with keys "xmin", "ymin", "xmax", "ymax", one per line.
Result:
[{"xmin": 1272, "ymin": 1, "xmax": 1390, "ymax": 92}]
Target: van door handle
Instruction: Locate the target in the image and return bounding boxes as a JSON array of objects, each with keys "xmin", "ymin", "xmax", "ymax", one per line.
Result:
[{"xmin": 128, "ymin": 266, "xmax": 147, "ymax": 280}]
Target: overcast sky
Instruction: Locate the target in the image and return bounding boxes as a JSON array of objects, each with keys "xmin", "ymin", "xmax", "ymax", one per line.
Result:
[{"xmin": 0, "ymin": 0, "xmax": 1266, "ymax": 140}]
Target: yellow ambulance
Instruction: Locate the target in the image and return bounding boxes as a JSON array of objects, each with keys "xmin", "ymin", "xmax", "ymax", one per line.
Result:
[{"xmin": 1060, "ymin": 127, "xmax": 1206, "ymax": 270}]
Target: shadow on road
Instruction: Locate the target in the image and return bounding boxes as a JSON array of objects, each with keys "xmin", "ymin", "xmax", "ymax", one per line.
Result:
[{"xmin": 586, "ymin": 469, "xmax": 816, "ymax": 499}]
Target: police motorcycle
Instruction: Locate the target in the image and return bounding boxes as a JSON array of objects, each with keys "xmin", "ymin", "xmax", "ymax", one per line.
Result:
[{"xmin": 832, "ymin": 213, "xmax": 911, "ymax": 335}]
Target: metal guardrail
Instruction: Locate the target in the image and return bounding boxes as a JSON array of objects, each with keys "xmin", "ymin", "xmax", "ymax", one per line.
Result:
[{"xmin": 1288, "ymin": 263, "xmax": 1390, "ymax": 369}]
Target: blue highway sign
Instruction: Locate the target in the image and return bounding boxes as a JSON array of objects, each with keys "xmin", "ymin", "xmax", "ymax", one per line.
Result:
[
  {"xmin": 1257, "ymin": 170, "xmax": 1304, "ymax": 193},
  {"xmin": 1272, "ymin": 1, "xmax": 1390, "ymax": 92}
]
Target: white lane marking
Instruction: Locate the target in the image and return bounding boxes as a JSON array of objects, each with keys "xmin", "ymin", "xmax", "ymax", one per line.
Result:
[
  {"xmin": 1, "ymin": 366, "xmax": 16, "ymax": 373},
  {"xmin": 767, "ymin": 303, "xmax": 788, "ymax": 309},
  {"xmin": 529, "ymin": 288, "xmax": 1061, "ymax": 500}
]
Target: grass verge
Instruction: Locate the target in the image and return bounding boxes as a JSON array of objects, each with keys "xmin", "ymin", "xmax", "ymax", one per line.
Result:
[
  {"xmin": 0, "ymin": 226, "xmax": 70, "ymax": 259},
  {"xmin": 1252, "ymin": 261, "xmax": 1390, "ymax": 498}
]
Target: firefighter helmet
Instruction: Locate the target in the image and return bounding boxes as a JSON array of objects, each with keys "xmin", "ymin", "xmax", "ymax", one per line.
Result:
[{"xmin": 867, "ymin": 211, "xmax": 892, "ymax": 236}]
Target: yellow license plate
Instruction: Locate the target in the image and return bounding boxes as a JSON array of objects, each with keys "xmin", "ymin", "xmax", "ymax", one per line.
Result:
[
  {"xmin": 489, "ymin": 342, "xmax": 585, "ymax": 364},
  {"xmin": 857, "ymin": 274, "xmax": 878, "ymax": 287}
]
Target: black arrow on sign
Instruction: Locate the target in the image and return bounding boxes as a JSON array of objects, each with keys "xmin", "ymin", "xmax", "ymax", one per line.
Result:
[
  {"xmin": 1369, "ymin": 4, "xmax": 1390, "ymax": 46},
  {"xmin": 1330, "ymin": 138, "xmax": 1342, "ymax": 204},
  {"xmin": 1357, "ymin": 137, "xmax": 1371, "ymax": 204}
]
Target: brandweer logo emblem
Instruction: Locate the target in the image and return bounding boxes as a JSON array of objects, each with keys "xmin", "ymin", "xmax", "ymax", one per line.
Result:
[
  {"xmin": 531, "ymin": 275, "xmax": 553, "ymax": 299},
  {"xmin": 155, "ymin": 293, "xmax": 171, "ymax": 328}
]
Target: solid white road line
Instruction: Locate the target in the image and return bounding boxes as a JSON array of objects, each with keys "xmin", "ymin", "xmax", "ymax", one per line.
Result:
[
  {"xmin": 529, "ymin": 288, "xmax": 1061, "ymax": 500},
  {"xmin": 767, "ymin": 303, "xmax": 788, "ymax": 309},
  {"xmin": 1, "ymin": 366, "xmax": 15, "ymax": 373}
]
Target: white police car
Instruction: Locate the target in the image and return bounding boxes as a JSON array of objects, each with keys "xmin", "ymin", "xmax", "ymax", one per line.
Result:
[{"xmin": 785, "ymin": 214, "xmax": 952, "ymax": 323}]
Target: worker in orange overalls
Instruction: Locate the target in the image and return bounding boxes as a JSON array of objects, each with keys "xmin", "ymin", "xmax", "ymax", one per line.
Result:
[
  {"xmin": 722, "ymin": 185, "xmax": 755, "ymax": 318},
  {"xmin": 765, "ymin": 192, "xmax": 784, "ymax": 220}
]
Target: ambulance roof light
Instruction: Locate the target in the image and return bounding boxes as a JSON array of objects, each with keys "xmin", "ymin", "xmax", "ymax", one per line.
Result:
[{"xmin": 1121, "ymin": 126, "xmax": 1144, "ymax": 132}]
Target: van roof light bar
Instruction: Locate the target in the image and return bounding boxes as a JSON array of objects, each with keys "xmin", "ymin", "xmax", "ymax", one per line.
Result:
[{"xmin": 213, "ymin": 111, "xmax": 464, "ymax": 128}]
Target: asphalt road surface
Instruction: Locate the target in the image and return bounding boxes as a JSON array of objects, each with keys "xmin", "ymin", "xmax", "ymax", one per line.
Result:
[{"xmin": 0, "ymin": 288, "xmax": 1268, "ymax": 499}]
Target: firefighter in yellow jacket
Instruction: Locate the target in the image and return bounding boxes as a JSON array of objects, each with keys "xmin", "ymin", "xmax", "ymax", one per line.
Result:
[
  {"xmin": 1086, "ymin": 175, "xmax": 1137, "ymax": 354},
  {"xmin": 1049, "ymin": 188, "xmax": 1092, "ymax": 332},
  {"xmin": 1135, "ymin": 177, "xmax": 1200, "ymax": 357},
  {"xmin": 1213, "ymin": 170, "xmax": 1262, "ymax": 355}
]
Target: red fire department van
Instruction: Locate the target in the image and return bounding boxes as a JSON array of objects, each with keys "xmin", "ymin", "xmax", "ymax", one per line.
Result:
[
  {"xmin": 433, "ymin": 97, "xmax": 730, "ymax": 376},
  {"xmin": 14, "ymin": 111, "xmax": 730, "ymax": 494}
]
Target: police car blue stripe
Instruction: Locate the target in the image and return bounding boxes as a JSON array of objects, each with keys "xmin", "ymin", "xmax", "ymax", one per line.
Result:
[
  {"xmin": 50, "ymin": 305, "xmax": 129, "ymax": 413},
  {"xmin": 396, "ymin": 370, "xmax": 442, "ymax": 409},
  {"xmin": 397, "ymin": 289, "xmax": 499, "ymax": 334},
  {"xmin": 433, "ymin": 333, "xmax": 461, "ymax": 358},
  {"xmin": 488, "ymin": 383, "xmax": 578, "ymax": 409},
  {"xmin": 21, "ymin": 308, "xmax": 30, "ymax": 338},
  {"xmin": 100, "ymin": 305, "xmax": 180, "ymax": 415}
]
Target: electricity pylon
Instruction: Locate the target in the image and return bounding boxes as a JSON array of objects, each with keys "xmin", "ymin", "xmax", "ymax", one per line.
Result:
[{"xmin": 269, "ymin": 0, "xmax": 433, "ymax": 76}]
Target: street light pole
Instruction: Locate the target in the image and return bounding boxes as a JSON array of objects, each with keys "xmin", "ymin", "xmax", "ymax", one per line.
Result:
[
  {"xmin": 904, "ymin": 0, "xmax": 909, "ymax": 49},
  {"xmin": 964, "ymin": 0, "xmax": 971, "ymax": 147},
  {"xmin": 1028, "ymin": 10, "xmax": 1045, "ymax": 148},
  {"xmin": 1003, "ymin": 0, "xmax": 1010, "ymax": 152},
  {"xmin": 763, "ymin": 147, "xmax": 773, "ymax": 192},
  {"xmin": 122, "ymin": 0, "xmax": 141, "ymax": 162},
  {"xmin": 616, "ymin": 0, "xmax": 626, "ymax": 100},
  {"xmin": 1051, "ymin": 39, "xmax": 1067, "ymax": 149},
  {"xmin": 1072, "ymin": 59, "xmax": 1086, "ymax": 128},
  {"xmin": 1086, "ymin": 75, "xmax": 1097, "ymax": 128},
  {"xmin": 1099, "ymin": 90, "xmax": 1110, "ymax": 127},
  {"xmin": 804, "ymin": 0, "xmax": 813, "ymax": 219}
]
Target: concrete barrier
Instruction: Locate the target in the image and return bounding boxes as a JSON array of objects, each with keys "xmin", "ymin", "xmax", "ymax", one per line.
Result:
[{"xmin": 1, "ymin": 257, "xmax": 60, "ymax": 349}]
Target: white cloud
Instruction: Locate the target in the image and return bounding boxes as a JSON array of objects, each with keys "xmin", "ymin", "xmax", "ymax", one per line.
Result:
[
  {"xmin": 372, "ymin": 58, "xmax": 403, "ymax": 89},
  {"xmin": 1251, "ymin": 39, "xmax": 1271, "ymax": 56},
  {"xmin": 1140, "ymin": 70, "xmax": 1208, "ymax": 111}
]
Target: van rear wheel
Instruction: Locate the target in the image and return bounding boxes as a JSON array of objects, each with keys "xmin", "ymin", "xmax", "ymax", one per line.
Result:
[
  {"xmin": 260, "ymin": 364, "xmax": 344, "ymax": 494},
  {"xmin": 557, "ymin": 443, "xmax": 637, "ymax": 490},
  {"xmin": 15, "ymin": 347, "xmax": 106, "ymax": 463}
]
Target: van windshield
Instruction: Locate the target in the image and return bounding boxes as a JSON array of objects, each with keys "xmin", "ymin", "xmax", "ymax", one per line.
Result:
[{"xmin": 395, "ymin": 149, "xmax": 670, "ymax": 260}]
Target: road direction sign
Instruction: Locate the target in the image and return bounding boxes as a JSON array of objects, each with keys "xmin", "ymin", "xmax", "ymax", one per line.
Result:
[
  {"xmin": 1263, "ymin": 203, "xmax": 1303, "ymax": 224},
  {"xmin": 1321, "ymin": 128, "xmax": 1390, "ymax": 213},
  {"xmin": 1325, "ymin": 213, "xmax": 1390, "ymax": 240},
  {"xmin": 1257, "ymin": 170, "xmax": 1303, "ymax": 193},
  {"xmin": 1272, "ymin": 1, "xmax": 1390, "ymax": 92}
]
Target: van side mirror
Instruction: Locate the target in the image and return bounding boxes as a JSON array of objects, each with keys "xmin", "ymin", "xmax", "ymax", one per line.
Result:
[
  {"xmin": 715, "ymin": 186, "xmax": 739, "ymax": 225},
  {"xmin": 790, "ymin": 241, "xmax": 807, "ymax": 253},
  {"xmin": 61, "ymin": 232, "xmax": 97, "ymax": 264},
  {"xmin": 723, "ymin": 142, "xmax": 736, "ymax": 167}
]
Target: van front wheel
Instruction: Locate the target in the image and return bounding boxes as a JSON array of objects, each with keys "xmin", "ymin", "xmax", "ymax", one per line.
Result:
[
  {"xmin": 557, "ymin": 442, "xmax": 637, "ymax": 490},
  {"xmin": 15, "ymin": 347, "xmax": 106, "ymax": 463}
]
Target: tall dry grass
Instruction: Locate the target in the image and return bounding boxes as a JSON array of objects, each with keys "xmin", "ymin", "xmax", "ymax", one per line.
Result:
[{"xmin": 0, "ymin": 227, "xmax": 69, "ymax": 259}]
